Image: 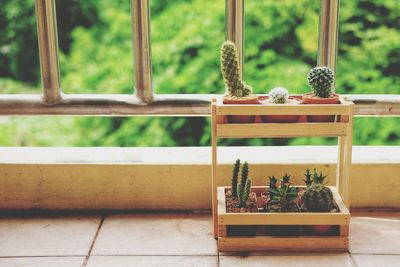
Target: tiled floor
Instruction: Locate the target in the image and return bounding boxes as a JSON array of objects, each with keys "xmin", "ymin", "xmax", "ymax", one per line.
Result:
[{"xmin": 0, "ymin": 212, "xmax": 399, "ymax": 267}]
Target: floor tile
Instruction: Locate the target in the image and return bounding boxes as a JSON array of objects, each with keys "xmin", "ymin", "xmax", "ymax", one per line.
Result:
[
  {"xmin": 220, "ymin": 252, "xmax": 354, "ymax": 267},
  {"xmin": 91, "ymin": 214, "xmax": 217, "ymax": 256},
  {"xmin": 350, "ymin": 216, "xmax": 400, "ymax": 254},
  {"xmin": 0, "ymin": 216, "xmax": 101, "ymax": 256},
  {"xmin": 86, "ymin": 256, "xmax": 218, "ymax": 267},
  {"xmin": 0, "ymin": 257, "xmax": 84, "ymax": 267},
  {"xmin": 352, "ymin": 255, "xmax": 400, "ymax": 267}
]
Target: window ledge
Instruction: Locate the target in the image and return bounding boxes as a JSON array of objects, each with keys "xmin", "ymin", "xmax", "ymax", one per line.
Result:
[{"xmin": 0, "ymin": 146, "xmax": 399, "ymax": 210}]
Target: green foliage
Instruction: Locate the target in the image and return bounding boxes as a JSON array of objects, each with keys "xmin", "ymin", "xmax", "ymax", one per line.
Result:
[
  {"xmin": 0, "ymin": 0, "xmax": 399, "ymax": 146},
  {"xmin": 231, "ymin": 159, "xmax": 241, "ymax": 197},
  {"xmin": 307, "ymin": 67, "xmax": 335, "ymax": 98}
]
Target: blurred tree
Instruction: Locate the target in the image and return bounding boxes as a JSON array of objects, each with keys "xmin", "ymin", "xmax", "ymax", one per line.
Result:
[{"xmin": 0, "ymin": 0, "xmax": 398, "ymax": 146}]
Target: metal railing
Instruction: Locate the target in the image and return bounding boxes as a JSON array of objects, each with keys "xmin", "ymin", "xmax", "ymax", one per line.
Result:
[{"xmin": 0, "ymin": 0, "xmax": 398, "ymax": 116}]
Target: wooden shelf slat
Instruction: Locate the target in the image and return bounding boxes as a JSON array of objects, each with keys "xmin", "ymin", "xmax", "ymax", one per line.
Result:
[
  {"xmin": 216, "ymin": 123, "xmax": 348, "ymax": 138},
  {"xmin": 218, "ymin": 236, "xmax": 349, "ymax": 251}
]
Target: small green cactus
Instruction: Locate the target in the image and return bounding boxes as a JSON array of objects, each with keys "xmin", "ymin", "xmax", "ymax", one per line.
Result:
[
  {"xmin": 237, "ymin": 177, "xmax": 252, "ymax": 208},
  {"xmin": 231, "ymin": 161, "xmax": 252, "ymax": 208},
  {"xmin": 307, "ymin": 66, "xmax": 335, "ymax": 98},
  {"xmin": 269, "ymin": 174, "xmax": 297, "ymax": 212},
  {"xmin": 303, "ymin": 169, "xmax": 333, "ymax": 212},
  {"xmin": 231, "ymin": 159, "xmax": 241, "ymax": 197},
  {"xmin": 240, "ymin": 161, "xmax": 249, "ymax": 193},
  {"xmin": 220, "ymin": 41, "xmax": 253, "ymax": 98},
  {"xmin": 268, "ymin": 87, "xmax": 289, "ymax": 104}
]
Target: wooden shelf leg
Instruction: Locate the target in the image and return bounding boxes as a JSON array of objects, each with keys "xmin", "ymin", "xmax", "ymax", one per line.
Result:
[
  {"xmin": 337, "ymin": 104, "xmax": 355, "ymax": 209},
  {"xmin": 211, "ymin": 99, "xmax": 218, "ymax": 239}
]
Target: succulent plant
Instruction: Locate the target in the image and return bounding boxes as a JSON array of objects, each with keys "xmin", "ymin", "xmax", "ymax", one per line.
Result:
[
  {"xmin": 268, "ymin": 87, "xmax": 289, "ymax": 104},
  {"xmin": 303, "ymin": 169, "xmax": 333, "ymax": 212},
  {"xmin": 269, "ymin": 174, "xmax": 297, "ymax": 212},
  {"xmin": 231, "ymin": 159, "xmax": 241, "ymax": 197},
  {"xmin": 232, "ymin": 161, "xmax": 251, "ymax": 208},
  {"xmin": 220, "ymin": 41, "xmax": 253, "ymax": 98},
  {"xmin": 307, "ymin": 66, "xmax": 335, "ymax": 98}
]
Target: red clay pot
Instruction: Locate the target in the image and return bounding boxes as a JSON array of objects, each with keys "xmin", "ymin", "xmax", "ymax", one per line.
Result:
[
  {"xmin": 312, "ymin": 225, "xmax": 333, "ymax": 233},
  {"xmin": 302, "ymin": 93, "xmax": 340, "ymax": 122},
  {"xmin": 259, "ymin": 97, "xmax": 301, "ymax": 123},
  {"xmin": 223, "ymin": 96, "xmax": 259, "ymax": 123}
]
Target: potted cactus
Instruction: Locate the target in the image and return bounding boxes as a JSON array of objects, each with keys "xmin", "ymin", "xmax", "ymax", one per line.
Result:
[
  {"xmin": 302, "ymin": 66, "xmax": 340, "ymax": 122},
  {"xmin": 263, "ymin": 174, "xmax": 301, "ymax": 236},
  {"xmin": 220, "ymin": 41, "xmax": 258, "ymax": 123},
  {"xmin": 260, "ymin": 87, "xmax": 301, "ymax": 123},
  {"xmin": 225, "ymin": 159, "xmax": 257, "ymax": 236},
  {"xmin": 225, "ymin": 160, "xmax": 257, "ymax": 213},
  {"xmin": 303, "ymin": 169, "xmax": 335, "ymax": 235}
]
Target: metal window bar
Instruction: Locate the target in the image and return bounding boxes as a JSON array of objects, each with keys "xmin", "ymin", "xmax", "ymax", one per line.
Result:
[{"xmin": 0, "ymin": 0, "xmax": 398, "ymax": 116}]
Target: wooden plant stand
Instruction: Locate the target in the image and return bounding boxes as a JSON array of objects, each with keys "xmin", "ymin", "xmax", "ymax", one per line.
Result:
[{"xmin": 211, "ymin": 96, "xmax": 355, "ymax": 251}]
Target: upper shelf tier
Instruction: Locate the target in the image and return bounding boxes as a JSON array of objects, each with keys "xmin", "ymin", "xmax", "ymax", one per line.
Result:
[{"xmin": 215, "ymin": 95, "xmax": 353, "ymax": 116}]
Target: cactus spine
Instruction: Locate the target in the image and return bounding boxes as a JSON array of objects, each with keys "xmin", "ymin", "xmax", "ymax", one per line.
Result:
[
  {"xmin": 220, "ymin": 41, "xmax": 253, "ymax": 98},
  {"xmin": 231, "ymin": 159, "xmax": 241, "ymax": 197},
  {"xmin": 303, "ymin": 169, "xmax": 333, "ymax": 212},
  {"xmin": 307, "ymin": 66, "xmax": 335, "ymax": 98}
]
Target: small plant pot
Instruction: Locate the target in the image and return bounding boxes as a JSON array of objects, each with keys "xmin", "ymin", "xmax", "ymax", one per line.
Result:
[
  {"xmin": 302, "ymin": 93, "xmax": 340, "ymax": 122},
  {"xmin": 223, "ymin": 95, "xmax": 259, "ymax": 123},
  {"xmin": 259, "ymin": 97, "xmax": 301, "ymax": 123},
  {"xmin": 265, "ymin": 225, "xmax": 300, "ymax": 236},
  {"xmin": 225, "ymin": 191, "xmax": 259, "ymax": 236}
]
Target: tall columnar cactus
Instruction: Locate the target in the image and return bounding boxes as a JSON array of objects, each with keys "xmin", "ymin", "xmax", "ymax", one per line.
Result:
[
  {"xmin": 307, "ymin": 66, "xmax": 335, "ymax": 98},
  {"xmin": 231, "ymin": 161, "xmax": 251, "ymax": 208},
  {"xmin": 240, "ymin": 161, "xmax": 249, "ymax": 193},
  {"xmin": 303, "ymin": 169, "xmax": 333, "ymax": 212},
  {"xmin": 231, "ymin": 159, "xmax": 241, "ymax": 197},
  {"xmin": 220, "ymin": 41, "xmax": 253, "ymax": 98},
  {"xmin": 268, "ymin": 87, "xmax": 289, "ymax": 104}
]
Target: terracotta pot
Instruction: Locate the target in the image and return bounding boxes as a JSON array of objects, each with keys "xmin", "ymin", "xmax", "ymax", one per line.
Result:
[
  {"xmin": 312, "ymin": 225, "xmax": 333, "ymax": 233},
  {"xmin": 259, "ymin": 97, "xmax": 301, "ymax": 123},
  {"xmin": 303, "ymin": 225, "xmax": 336, "ymax": 236},
  {"xmin": 302, "ymin": 93, "xmax": 340, "ymax": 122},
  {"xmin": 223, "ymin": 96, "xmax": 259, "ymax": 123}
]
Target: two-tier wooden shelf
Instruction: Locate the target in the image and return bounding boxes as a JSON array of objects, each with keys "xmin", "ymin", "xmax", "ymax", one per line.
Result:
[{"xmin": 211, "ymin": 96, "xmax": 355, "ymax": 251}]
